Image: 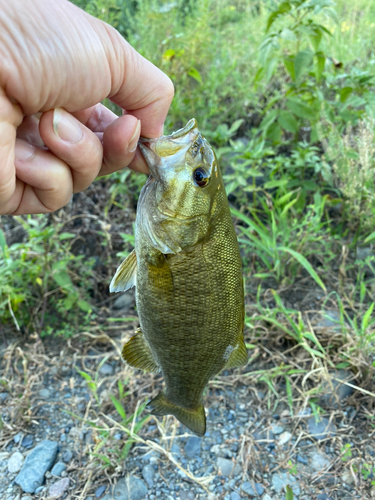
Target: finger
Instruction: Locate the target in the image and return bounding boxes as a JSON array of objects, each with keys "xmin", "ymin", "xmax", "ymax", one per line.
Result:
[
  {"xmin": 72, "ymin": 103, "xmax": 118, "ymax": 133},
  {"xmin": 39, "ymin": 108, "xmax": 104, "ymax": 193},
  {"xmin": 100, "ymin": 114, "xmax": 148, "ymax": 176},
  {"xmin": 0, "ymin": 90, "xmax": 23, "ymax": 215},
  {"xmin": 13, "ymin": 139, "xmax": 73, "ymax": 214},
  {"xmin": 17, "ymin": 114, "xmax": 45, "ymax": 147},
  {"xmin": 100, "ymin": 26, "xmax": 174, "ymax": 138}
]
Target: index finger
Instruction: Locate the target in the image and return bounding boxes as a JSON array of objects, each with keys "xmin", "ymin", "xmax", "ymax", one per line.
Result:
[{"xmin": 102, "ymin": 27, "xmax": 174, "ymax": 138}]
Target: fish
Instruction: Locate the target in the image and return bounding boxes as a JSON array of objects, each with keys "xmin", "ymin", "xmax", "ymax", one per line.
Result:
[{"xmin": 110, "ymin": 118, "xmax": 247, "ymax": 436}]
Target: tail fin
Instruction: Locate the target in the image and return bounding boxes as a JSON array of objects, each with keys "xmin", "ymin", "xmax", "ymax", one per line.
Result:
[{"xmin": 147, "ymin": 392, "xmax": 206, "ymax": 437}]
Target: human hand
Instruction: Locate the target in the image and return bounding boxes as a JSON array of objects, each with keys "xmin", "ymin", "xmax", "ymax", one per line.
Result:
[{"xmin": 0, "ymin": 0, "xmax": 174, "ymax": 215}]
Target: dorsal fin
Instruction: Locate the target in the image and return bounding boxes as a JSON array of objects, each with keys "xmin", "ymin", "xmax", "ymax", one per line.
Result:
[{"xmin": 110, "ymin": 249, "xmax": 137, "ymax": 293}]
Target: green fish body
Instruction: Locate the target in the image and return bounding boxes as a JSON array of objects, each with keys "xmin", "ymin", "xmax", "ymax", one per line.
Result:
[{"xmin": 110, "ymin": 119, "xmax": 246, "ymax": 436}]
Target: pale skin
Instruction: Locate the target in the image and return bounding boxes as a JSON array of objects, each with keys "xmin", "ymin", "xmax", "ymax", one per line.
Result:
[{"xmin": 0, "ymin": 0, "xmax": 174, "ymax": 215}]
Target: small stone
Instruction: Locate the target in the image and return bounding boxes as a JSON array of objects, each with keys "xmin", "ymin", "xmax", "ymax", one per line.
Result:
[
  {"xmin": 14, "ymin": 432, "xmax": 23, "ymax": 444},
  {"xmin": 21, "ymin": 435, "xmax": 34, "ymax": 449},
  {"xmin": 48, "ymin": 478, "xmax": 70, "ymax": 499},
  {"xmin": 316, "ymin": 310, "xmax": 341, "ymax": 329},
  {"xmin": 111, "ymin": 476, "xmax": 147, "ymax": 500},
  {"xmin": 241, "ymin": 482, "xmax": 264, "ymax": 497},
  {"xmin": 99, "ymin": 363, "xmax": 114, "ymax": 376},
  {"xmin": 271, "ymin": 425, "xmax": 284, "ymax": 435},
  {"xmin": 317, "ymin": 494, "xmax": 331, "ymax": 500},
  {"xmin": 170, "ymin": 443, "xmax": 180, "ymax": 457},
  {"xmin": 51, "ymin": 462, "xmax": 67, "ymax": 477},
  {"xmin": 8, "ymin": 451, "xmax": 24, "ymax": 474},
  {"xmin": 21, "ymin": 496, "xmax": 33, "ymax": 500},
  {"xmin": 307, "ymin": 417, "xmax": 336, "ymax": 440},
  {"xmin": 62, "ymin": 449, "xmax": 73, "ymax": 463},
  {"xmin": 35, "ymin": 486, "xmax": 44, "ymax": 494},
  {"xmin": 296, "ymin": 455, "xmax": 307, "ymax": 464},
  {"xmin": 216, "ymin": 457, "xmax": 241, "ymax": 477},
  {"xmin": 342, "ymin": 470, "xmax": 355, "ymax": 485},
  {"xmin": 262, "ymin": 496, "xmax": 273, "ymax": 500},
  {"xmin": 0, "ymin": 392, "xmax": 9, "ymax": 402},
  {"xmin": 142, "ymin": 464, "xmax": 155, "ymax": 488},
  {"xmin": 230, "ymin": 493, "xmax": 241, "ymax": 500},
  {"xmin": 184, "ymin": 436, "xmax": 202, "ymax": 459},
  {"xmin": 309, "ymin": 451, "xmax": 330, "ymax": 471},
  {"xmin": 277, "ymin": 432, "xmax": 292, "ymax": 445},
  {"xmin": 271, "ymin": 473, "xmax": 300, "ymax": 495},
  {"xmin": 15, "ymin": 440, "xmax": 58, "ymax": 493},
  {"xmin": 112, "ymin": 292, "xmax": 134, "ymax": 310},
  {"xmin": 95, "ymin": 485, "xmax": 106, "ymax": 497},
  {"xmin": 319, "ymin": 370, "xmax": 354, "ymax": 409},
  {"xmin": 38, "ymin": 389, "xmax": 51, "ymax": 399}
]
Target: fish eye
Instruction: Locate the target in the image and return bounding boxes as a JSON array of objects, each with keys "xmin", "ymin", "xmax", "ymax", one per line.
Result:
[{"xmin": 193, "ymin": 167, "xmax": 210, "ymax": 187}]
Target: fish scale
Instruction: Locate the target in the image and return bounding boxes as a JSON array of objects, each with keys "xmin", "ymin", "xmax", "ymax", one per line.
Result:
[{"xmin": 110, "ymin": 119, "xmax": 247, "ymax": 436}]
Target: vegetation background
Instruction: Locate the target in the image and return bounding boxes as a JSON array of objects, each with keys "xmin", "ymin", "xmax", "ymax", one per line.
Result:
[{"xmin": 1, "ymin": 0, "xmax": 375, "ymax": 498}]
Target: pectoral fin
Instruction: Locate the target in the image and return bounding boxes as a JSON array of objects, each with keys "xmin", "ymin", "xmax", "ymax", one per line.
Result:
[
  {"xmin": 147, "ymin": 392, "xmax": 206, "ymax": 437},
  {"xmin": 224, "ymin": 338, "xmax": 248, "ymax": 369},
  {"xmin": 122, "ymin": 328, "xmax": 159, "ymax": 373},
  {"xmin": 110, "ymin": 249, "xmax": 137, "ymax": 293}
]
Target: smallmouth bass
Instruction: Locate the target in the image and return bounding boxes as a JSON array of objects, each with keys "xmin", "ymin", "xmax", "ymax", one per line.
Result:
[{"xmin": 110, "ymin": 119, "xmax": 247, "ymax": 436}]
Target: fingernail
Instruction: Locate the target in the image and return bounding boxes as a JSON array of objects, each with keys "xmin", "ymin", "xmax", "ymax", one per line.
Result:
[
  {"xmin": 128, "ymin": 120, "xmax": 141, "ymax": 153},
  {"xmin": 53, "ymin": 108, "xmax": 83, "ymax": 143},
  {"xmin": 15, "ymin": 140, "xmax": 35, "ymax": 161}
]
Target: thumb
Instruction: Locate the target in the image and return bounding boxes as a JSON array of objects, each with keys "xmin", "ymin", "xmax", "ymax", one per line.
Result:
[{"xmin": 0, "ymin": 90, "xmax": 23, "ymax": 214}]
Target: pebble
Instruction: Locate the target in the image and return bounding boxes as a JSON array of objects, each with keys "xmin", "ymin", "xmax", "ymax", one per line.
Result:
[
  {"xmin": 262, "ymin": 496, "xmax": 273, "ymax": 500},
  {"xmin": 21, "ymin": 496, "xmax": 33, "ymax": 500},
  {"xmin": 317, "ymin": 494, "xmax": 331, "ymax": 500},
  {"xmin": 102, "ymin": 476, "xmax": 147, "ymax": 500},
  {"xmin": 230, "ymin": 493, "xmax": 241, "ymax": 500},
  {"xmin": 48, "ymin": 478, "xmax": 70, "ymax": 498},
  {"xmin": 38, "ymin": 389, "xmax": 51, "ymax": 399},
  {"xmin": 216, "ymin": 457, "xmax": 241, "ymax": 477},
  {"xmin": 271, "ymin": 425, "xmax": 284, "ymax": 435},
  {"xmin": 62, "ymin": 449, "xmax": 73, "ymax": 463},
  {"xmin": 277, "ymin": 432, "xmax": 292, "ymax": 445},
  {"xmin": 180, "ymin": 492, "xmax": 196, "ymax": 500},
  {"xmin": 320, "ymin": 370, "xmax": 354, "ymax": 409},
  {"xmin": 51, "ymin": 462, "xmax": 67, "ymax": 477},
  {"xmin": 316, "ymin": 310, "xmax": 341, "ymax": 329},
  {"xmin": 35, "ymin": 486, "xmax": 44, "ymax": 494},
  {"xmin": 112, "ymin": 292, "xmax": 134, "ymax": 310},
  {"xmin": 8, "ymin": 452, "xmax": 24, "ymax": 474},
  {"xmin": 15, "ymin": 440, "xmax": 58, "ymax": 493},
  {"xmin": 342, "ymin": 470, "xmax": 355, "ymax": 485},
  {"xmin": 272, "ymin": 473, "xmax": 301, "ymax": 495},
  {"xmin": 309, "ymin": 451, "xmax": 330, "ymax": 471},
  {"xmin": 0, "ymin": 392, "xmax": 9, "ymax": 402},
  {"xmin": 99, "ymin": 363, "xmax": 114, "ymax": 376},
  {"xmin": 307, "ymin": 417, "xmax": 336, "ymax": 440},
  {"xmin": 241, "ymin": 481, "xmax": 265, "ymax": 496},
  {"xmin": 95, "ymin": 484, "xmax": 106, "ymax": 497},
  {"xmin": 142, "ymin": 464, "xmax": 155, "ymax": 488},
  {"xmin": 184, "ymin": 437, "xmax": 202, "ymax": 458},
  {"xmin": 21, "ymin": 435, "xmax": 34, "ymax": 449}
]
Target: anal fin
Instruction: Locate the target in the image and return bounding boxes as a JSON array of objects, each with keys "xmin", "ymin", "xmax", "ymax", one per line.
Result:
[
  {"xmin": 122, "ymin": 328, "xmax": 159, "ymax": 373},
  {"xmin": 148, "ymin": 392, "xmax": 206, "ymax": 437},
  {"xmin": 224, "ymin": 337, "xmax": 248, "ymax": 369},
  {"xmin": 110, "ymin": 249, "xmax": 137, "ymax": 293}
]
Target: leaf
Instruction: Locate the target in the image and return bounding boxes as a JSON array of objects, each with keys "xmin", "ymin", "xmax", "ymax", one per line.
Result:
[
  {"xmin": 314, "ymin": 52, "xmax": 325, "ymax": 82},
  {"xmin": 78, "ymin": 300, "xmax": 92, "ymax": 312},
  {"xmin": 340, "ymin": 87, "xmax": 353, "ymax": 103},
  {"xmin": 286, "ymin": 98, "xmax": 316, "ymax": 121},
  {"xmin": 162, "ymin": 49, "xmax": 175, "ymax": 61},
  {"xmin": 283, "ymin": 56, "xmax": 295, "ymax": 81},
  {"xmin": 0, "ymin": 229, "xmax": 7, "ymax": 255},
  {"xmin": 294, "ymin": 50, "xmax": 313, "ymax": 80},
  {"xmin": 286, "ymin": 485, "xmax": 294, "ymax": 500},
  {"xmin": 279, "ymin": 247, "xmax": 326, "ymax": 292},
  {"xmin": 53, "ymin": 270, "xmax": 73, "ymax": 289},
  {"xmin": 260, "ymin": 109, "xmax": 278, "ymax": 132},
  {"xmin": 188, "ymin": 68, "xmax": 202, "ymax": 84},
  {"xmin": 59, "ymin": 232, "xmax": 76, "ymax": 240},
  {"xmin": 278, "ymin": 110, "xmax": 298, "ymax": 133},
  {"xmin": 229, "ymin": 119, "xmax": 244, "ymax": 135},
  {"xmin": 364, "ymin": 231, "xmax": 375, "ymax": 243},
  {"xmin": 77, "ymin": 370, "xmax": 92, "ymax": 381},
  {"xmin": 110, "ymin": 395, "xmax": 127, "ymax": 421}
]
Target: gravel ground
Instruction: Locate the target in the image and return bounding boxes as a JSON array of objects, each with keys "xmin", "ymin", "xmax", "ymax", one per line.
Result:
[{"xmin": 1, "ymin": 300, "xmax": 375, "ymax": 500}]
